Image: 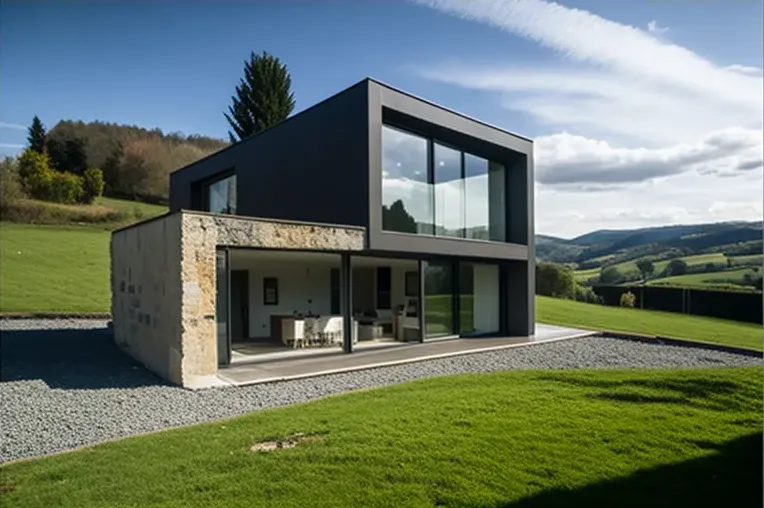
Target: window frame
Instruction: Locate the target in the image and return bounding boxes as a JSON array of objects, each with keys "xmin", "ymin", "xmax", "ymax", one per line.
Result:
[
  {"xmin": 199, "ymin": 169, "xmax": 237, "ymax": 214},
  {"xmin": 380, "ymin": 122, "xmax": 507, "ymax": 243}
]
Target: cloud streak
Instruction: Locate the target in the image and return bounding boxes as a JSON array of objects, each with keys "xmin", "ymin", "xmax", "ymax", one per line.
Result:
[
  {"xmin": 414, "ymin": 0, "xmax": 761, "ymax": 106},
  {"xmin": 0, "ymin": 122, "xmax": 26, "ymax": 131},
  {"xmin": 411, "ymin": 0, "xmax": 762, "ymax": 235}
]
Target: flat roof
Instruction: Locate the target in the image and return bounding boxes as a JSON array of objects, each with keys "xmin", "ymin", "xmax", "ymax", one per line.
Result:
[
  {"xmin": 365, "ymin": 77, "xmax": 533, "ymax": 144},
  {"xmin": 171, "ymin": 77, "xmax": 532, "ymax": 176}
]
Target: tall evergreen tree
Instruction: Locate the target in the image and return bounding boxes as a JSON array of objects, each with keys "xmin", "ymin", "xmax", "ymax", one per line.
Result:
[
  {"xmin": 224, "ymin": 51, "xmax": 296, "ymax": 142},
  {"xmin": 27, "ymin": 116, "xmax": 46, "ymax": 153}
]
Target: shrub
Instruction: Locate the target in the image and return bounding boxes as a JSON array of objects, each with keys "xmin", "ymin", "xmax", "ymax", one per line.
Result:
[
  {"xmin": 0, "ymin": 157, "xmax": 26, "ymax": 206},
  {"xmin": 575, "ymin": 284, "xmax": 600, "ymax": 304},
  {"xmin": 536, "ymin": 262, "xmax": 576, "ymax": 299},
  {"xmin": 599, "ymin": 266, "xmax": 623, "ymax": 284},
  {"xmin": 665, "ymin": 259, "xmax": 688, "ymax": 276},
  {"xmin": 18, "ymin": 149, "xmax": 53, "ymax": 200},
  {"xmin": 49, "ymin": 171, "xmax": 84, "ymax": 204},
  {"xmin": 619, "ymin": 291, "xmax": 636, "ymax": 308},
  {"xmin": 81, "ymin": 167, "xmax": 105, "ymax": 204}
]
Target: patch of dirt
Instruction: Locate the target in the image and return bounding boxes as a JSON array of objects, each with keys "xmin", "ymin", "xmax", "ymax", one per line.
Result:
[{"xmin": 249, "ymin": 433, "xmax": 324, "ymax": 453}]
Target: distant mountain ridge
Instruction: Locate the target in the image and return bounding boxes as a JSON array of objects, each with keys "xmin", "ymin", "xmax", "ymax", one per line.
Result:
[{"xmin": 536, "ymin": 220, "xmax": 763, "ymax": 267}]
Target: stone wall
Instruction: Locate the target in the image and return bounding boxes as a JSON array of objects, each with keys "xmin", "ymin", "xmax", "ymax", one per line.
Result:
[
  {"xmin": 111, "ymin": 214, "xmax": 184, "ymax": 384},
  {"xmin": 112, "ymin": 211, "xmax": 365, "ymax": 388}
]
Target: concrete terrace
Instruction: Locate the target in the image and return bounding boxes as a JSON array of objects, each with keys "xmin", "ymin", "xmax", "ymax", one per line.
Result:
[{"xmin": 217, "ymin": 324, "xmax": 595, "ymax": 386}]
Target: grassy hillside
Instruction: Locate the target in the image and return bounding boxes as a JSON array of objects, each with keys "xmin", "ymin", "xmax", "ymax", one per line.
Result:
[
  {"xmin": 575, "ymin": 252, "xmax": 722, "ymax": 282},
  {"xmin": 0, "ymin": 223, "xmax": 111, "ymax": 313},
  {"xmin": 575, "ymin": 252, "xmax": 763, "ymax": 287},
  {"xmin": 1, "ymin": 196, "xmax": 166, "ymax": 230},
  {"xmin": 0, "ymin": 198, "xmax": 166, "ymax": 313},
  {"xmin": 647, "ymin": 267, "xmax": 761, "ymax": 291},
  {"xmin": 539, "ymin": 221, "xmax": 762, "ymax": 271}
]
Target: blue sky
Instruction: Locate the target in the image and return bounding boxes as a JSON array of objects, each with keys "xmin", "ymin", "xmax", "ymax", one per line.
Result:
[{"xmin": 1, "ymin": 0, "xmax": 762, "ymax": 237}]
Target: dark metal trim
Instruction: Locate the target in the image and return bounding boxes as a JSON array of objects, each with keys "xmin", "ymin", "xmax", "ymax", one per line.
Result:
[
  {"xmin": 341, "ymin": 253, "xmax": 353, "ymax": 353},
  {"xmin": 417, "ymin": 259, "xmax": 425, "ymax": 343}
]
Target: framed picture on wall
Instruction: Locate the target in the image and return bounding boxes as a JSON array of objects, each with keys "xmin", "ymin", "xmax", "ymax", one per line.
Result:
[
  {"xmin": 263, "ymin": 277, "xmax": 279, "ymax": 305},
  {"xmin": 405, "ymin": 271, "xmax": 419, "ymax": 297}
]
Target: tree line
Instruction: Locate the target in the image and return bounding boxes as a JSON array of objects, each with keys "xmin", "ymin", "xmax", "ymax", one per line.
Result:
[{"xmin": 2, "ymin": 50, "xmax": 296, "ymax": 210}]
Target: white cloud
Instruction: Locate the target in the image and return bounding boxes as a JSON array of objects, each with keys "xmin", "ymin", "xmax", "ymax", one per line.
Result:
[
  {"xmin": 0, "ymin": 143, "xmax": 24, "ymax": 149},
  {"xmin": 535, "ymin": 127, "xmax": 763, "ymax": 185},
  {"xmin": 0, "ymin": 122, "xmax": 26, "ymax": 131},
  {"xmin": 412, "ymin": 0, "xmax": 763, "ymax": 237},
  {"xmin": 647, "ymin": 20, "xmax": 669, "ymax": 35}
]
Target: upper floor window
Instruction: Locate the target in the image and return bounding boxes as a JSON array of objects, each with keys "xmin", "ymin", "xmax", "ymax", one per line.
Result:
[
  {"xmin": 205, "ymin": 174, "xmax": 237, "ymax": 215},
  {"xmin": 381, "ymin": 124, "xmax": 506, "ymax": 242},
  {"xmin": 381, "ymin": 125, "xmax": 433, "ymax": 234}
]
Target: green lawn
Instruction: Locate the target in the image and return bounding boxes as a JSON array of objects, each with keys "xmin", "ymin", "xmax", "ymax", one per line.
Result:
[
  {"xmin": 536, "ymin": 296, "xmax": 762, "ymax": 351},
  {"xmin": 0, "ymin": 223, "xmax": 110, "ymax": 313},
  {"xmin": 1, "ymin": 366, "xmax": 761, "ymax": 507}
]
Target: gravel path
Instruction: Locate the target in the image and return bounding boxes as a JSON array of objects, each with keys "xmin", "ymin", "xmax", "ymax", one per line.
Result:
[{"xmin": 1, "ymin": 319, "xmax": 760, "ymax": 463}]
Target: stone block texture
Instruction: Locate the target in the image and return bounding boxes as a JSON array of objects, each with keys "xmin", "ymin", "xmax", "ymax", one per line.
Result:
[
  {"xmin": 112, "ymin": 211, "xmax": 365, "ymax": 387},
  {"xmin": 111, "ymin": 214, "xmax": 183, "ymax": 384}
]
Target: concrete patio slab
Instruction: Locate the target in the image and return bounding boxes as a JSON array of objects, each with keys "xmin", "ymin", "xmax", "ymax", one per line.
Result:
[{"xmin": 216, "ymin": 323, "xmax": 596, "ymax": 387}]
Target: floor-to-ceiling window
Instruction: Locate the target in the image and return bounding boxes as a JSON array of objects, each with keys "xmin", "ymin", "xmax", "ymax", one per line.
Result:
[
  {"xmin": 423, "ymin": 261, "xmax": 456, "ymax": 339},
  {"xmin": 464, "ymin": 155, "xmax": 506, "ymax": 242},
  {"xmin": 381, "ymin": 125, "xmax": 434, "ymax": 234},
  {"xmin": 433, "ymin": 143, "xmax": 464, "ymax": 238},
  {"xmin": 459, "ymin": 262, "xmax": 500, "ymax": 336},
  {"xmin": 381, "ymin": 124, "xmax": 507, "ymax": 242}
]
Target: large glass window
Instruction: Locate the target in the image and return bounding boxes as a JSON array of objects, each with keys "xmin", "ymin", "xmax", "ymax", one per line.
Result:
[
  {"xmin": 381, "ymin": 125, "xmax": 434, "ymax": 234},
  {"xmin": 434, "ymin": 143, "xmax": 464, "ymax": 238},
  {"xmin": 424, "ymin": 261, "xmax": 455, "ymax": 338},
  {"xmin": 206, "ymin": 175, "xmax": 237, "ymax": 214},
  {"xmin": 381, "ymin": 124, "xmax": 507, "ymax": 242},
  {"xmin": 465, "ymin": 155, "xmax": 506, "ymax": 242},
  {"xmin": 459, "ymin": 262, "xmax": 499, "ymax": 336}
]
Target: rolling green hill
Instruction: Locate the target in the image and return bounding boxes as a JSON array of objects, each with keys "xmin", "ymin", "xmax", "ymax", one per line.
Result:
[
  {"xmin": 542, "ymin": 221, "xmax": 762, "ymax": 291},
  {"xmin": 574, "ymin": 252, "xmax": 763, "ymax": 283},
  {"xmin": 647, "ymin": 267, "xmax": 761, "ymax": 291}
]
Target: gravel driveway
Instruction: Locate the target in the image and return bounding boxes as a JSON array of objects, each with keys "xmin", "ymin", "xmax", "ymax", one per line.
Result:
[{"xmin": 1, "ymin": 319, "xmax": 760, "ymax": 463}]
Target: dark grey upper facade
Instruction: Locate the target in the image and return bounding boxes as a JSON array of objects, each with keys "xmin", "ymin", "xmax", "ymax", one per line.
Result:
[
  {"xmin": 170, "ymin": 78, "xmax": 534, "ymax": 260},
  {"xmin": 170, "ymin": 78, "xmax": 535, "ymax": 335}
]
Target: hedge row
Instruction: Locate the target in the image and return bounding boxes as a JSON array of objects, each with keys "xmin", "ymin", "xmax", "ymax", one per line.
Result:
[{"xmin": 592, "ymin": 284, "xmax": 763, "ymax": 324}]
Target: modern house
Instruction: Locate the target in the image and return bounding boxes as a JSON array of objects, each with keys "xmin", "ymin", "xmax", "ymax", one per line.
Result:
[{"xmin": 111, "ymin": 78, "xmax": 535, "ymax": 388}]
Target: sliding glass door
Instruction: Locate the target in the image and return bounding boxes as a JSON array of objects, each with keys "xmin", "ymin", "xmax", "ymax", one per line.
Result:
[
  {"xmin": 423, "ymin": 260, "xmax": 456, "ymax": 339},
  {"xmin": 459, "ymin": 262, "xmax": 500, "ymax": 336},
  {"xmin": 423, "ymin": 260, "xmax": 501, "ymax": 341}
]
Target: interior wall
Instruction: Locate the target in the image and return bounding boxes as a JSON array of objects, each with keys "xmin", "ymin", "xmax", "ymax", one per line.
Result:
[
  {"xmin": 473, "ymin": 263, "xmax": 500, "ymax": 333},
  {"xmin": 230, "ymin": 256, "xmax": 339, "ymax": 337},
  {"xmin": 229, "ymin": 253, "xmax": 419, "ymax": 339},
  {"xmin": 352, "ymin": 268, "xmax": 375, "ymax": 312},
  {"xmin": 351, "ymin": 260, "xmax": 417, "ymax": 315}
]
